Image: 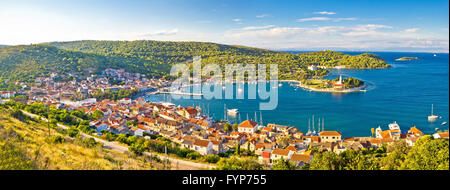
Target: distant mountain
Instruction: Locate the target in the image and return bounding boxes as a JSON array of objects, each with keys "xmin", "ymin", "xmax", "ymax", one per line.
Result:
[
  {"xmin": 0, "ymin": 40, "xmax": 388, "ymax": 83},
  {"xmin": 0, "ymin": 45, "xmax": 8, "ymax": 49}
]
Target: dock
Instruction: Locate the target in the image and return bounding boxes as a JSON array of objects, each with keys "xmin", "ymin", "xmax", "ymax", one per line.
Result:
[{"xmin": 146, "ymin": 90, "xmax": 203, "ymax": 96}]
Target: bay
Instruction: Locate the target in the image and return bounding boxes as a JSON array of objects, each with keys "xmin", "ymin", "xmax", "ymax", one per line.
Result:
[{"xmin": 145, "ymin": 52, "xmax": 449, "ymax": 137}]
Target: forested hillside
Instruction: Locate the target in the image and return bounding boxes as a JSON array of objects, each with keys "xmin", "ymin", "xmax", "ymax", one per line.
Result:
[{"xmin": 0, "ymin": 40, "xmax": 389, "ymax": 84}]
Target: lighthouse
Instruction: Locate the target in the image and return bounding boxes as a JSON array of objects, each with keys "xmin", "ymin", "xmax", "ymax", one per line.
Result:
[{"xmin": 334, "ymin": 75, "xmax": 344, "ymax": 89}]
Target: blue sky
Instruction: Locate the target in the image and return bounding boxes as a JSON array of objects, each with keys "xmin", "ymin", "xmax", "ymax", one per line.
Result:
[{"xmin": 0, "ymin": 0, "xmax": 448, "ymax": 52}]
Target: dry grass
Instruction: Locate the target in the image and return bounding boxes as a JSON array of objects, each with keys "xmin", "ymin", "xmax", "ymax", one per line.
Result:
[{"xmin": 0, "ymin": 110, "xmax": 168, "ymax": 170}]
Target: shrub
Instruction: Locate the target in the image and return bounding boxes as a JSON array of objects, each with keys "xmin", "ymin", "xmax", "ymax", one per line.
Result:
[
  {"xmin": 204, "ymin": 154, "xmax": 220, "ymax": 163},
  {"xmin": 186, "ymin": 152, "xmax": 202, "ymax": 160},
  {"xmin": 49, "ymin": 135, "xmax": 64, "ymax": 144}
]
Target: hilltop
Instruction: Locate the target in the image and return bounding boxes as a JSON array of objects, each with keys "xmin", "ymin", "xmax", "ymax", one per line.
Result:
[{"xmin": 0, "ymin": 40, "xmax": 389, "ymax": 84}]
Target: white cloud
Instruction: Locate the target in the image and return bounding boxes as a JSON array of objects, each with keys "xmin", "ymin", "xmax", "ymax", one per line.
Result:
[
  {"xmin": 297, "ymin": 17, "xmax": 331, "ymax": 22},
  {"xmin": 314, "ymin": 11, "xmax": 336, "ymax": 15},
  {"xmin": 297, "ymin": 17, "xmax": 357, "ymax": 22},
  {"xmin": 223, "ymin": 24, "xmax": 449, "ymax": 52},
  {"xmin": 404, "ymin": 28, "xmax": 419, "ymax": 33},
  {"xmin": 256, "ymin": 14, "xmax": 270, "ymax": 18},
  {"xmin": 242, "ymin": 25, "xmax": 276, "ymax": 30},
  {"xmin": 140, "ymin": 29, "xmax": 180, "ymax": 37},
  {"xmin": 232, "ymin": 18, "xmax": 242, "ymax": 22}
]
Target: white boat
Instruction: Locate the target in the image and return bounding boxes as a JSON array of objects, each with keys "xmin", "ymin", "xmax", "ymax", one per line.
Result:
[
  {"xmin": 388, "ymin": 121, "xmax": 401, "ymax": 132},
  {"xmin": 227, "ymin": 109, "xmax": 239, "ymax": 115},
  {"xmin": 279, "ymin": 83, "xmax": 283, "ymax": 87},
  {"xmin": 442, "ymin": 121, "xmax": 448, "ymax": 126},
  {"xmin": 428, "ymin": 104, "xmax": 438, "ymax": 122},
  {"xmin": 434, "ymin": 53, "xmax": 437, "ymax": 57}
]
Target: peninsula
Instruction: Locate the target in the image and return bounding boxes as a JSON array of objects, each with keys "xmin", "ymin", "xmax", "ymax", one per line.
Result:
[{"xmin": 297, "ymin": 75, "xmax": 366, "ymax": 93}]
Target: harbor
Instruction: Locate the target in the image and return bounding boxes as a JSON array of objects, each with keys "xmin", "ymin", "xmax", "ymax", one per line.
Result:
[{"xmin": 144, "ymin": 52, "xmax": 449, "ymax": 137}]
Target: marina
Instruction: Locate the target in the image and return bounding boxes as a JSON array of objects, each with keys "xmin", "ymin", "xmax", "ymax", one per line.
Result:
[{"xmin": 144, "ymin": 52, "xmax": 449, "ymax": 137}]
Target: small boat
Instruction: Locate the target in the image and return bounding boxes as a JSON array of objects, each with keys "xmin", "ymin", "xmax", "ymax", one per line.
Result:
[
  {"xmin": 227, "ymin": 109, "xmax": 239, "ymax": 115},
  {"xmin": 279, "ymin": 83, "xmax": 283, "ymax": 87},
  {"xmin": 388, "ymin": 121, "xmax": 401, "ymax": 131},
  {"xmin": 434, "ymin": 53, "xmax": 437, "ymax": 57},
  {"xmin": 428, "ymin": 104, "xmax": 438, "ymax": 122},
  {"xmin": 442, "ymin": 121, "xmax": 448, "ymax": 126}
]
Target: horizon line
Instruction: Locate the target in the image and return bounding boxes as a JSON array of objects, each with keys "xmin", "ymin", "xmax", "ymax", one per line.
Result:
[{"xmin": 1, "ymin": 39, "xmax": 449, "ymax": 54}]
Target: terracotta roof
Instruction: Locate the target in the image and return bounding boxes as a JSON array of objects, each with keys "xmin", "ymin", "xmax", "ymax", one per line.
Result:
[
  {"xmin": 239, "ymin": 120, "xmax": 258, "ymax": 128},
  {"xmin": 381, "ymin": 137, "xmax": 393, "ymax": 143},
  {"xmin": 381, "ymin": 130, "xmax": 391, "ymax": 139},
  {"xmin": 272, "ymin": 148, "xmax": 290, "ymax": 156},
  {"xmin": 369, "ymin": 138, "xmax": 382, "ymax": 144},
  {"xmin": 303, "ymin": 136, "xmax": 320, "ymax": 142},
  {"xmin": 255, "ymin": 144, "xmax": 265, "ymax": 149},
  {"xmin": 290, "ymin": 154, "xmax": 311, "ymax": 163},
  {"xmin": 319, "ymin": 131, "xmax": 342, "ymax": 136},
  {"xmin": 437, "ymin": 132, "xmax": 449, "ymax": 138},
  {"xmin": 262, "ymin": 151, "xmax": 271, "ymax": 159},
  {"xmin": 286, "ymin": 145, "xmax": 297, "ymax": 152},
  {"xmin": 408, "ymin": 127, "xmax": 423, "ymax": 135},
  {"xmin": 211, "ymin": 140, "xmax": 221, "ymax": 145},
  {"xmin": 262, "ymin": 127, "xmax": 272, "ymax": 132},
  {"xmin": 193, "ymin": 139, "xmax": 211, "ymax": 147}
]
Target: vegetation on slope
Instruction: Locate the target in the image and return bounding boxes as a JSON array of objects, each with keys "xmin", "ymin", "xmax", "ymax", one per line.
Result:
[
  {"xmin": 0, "ymin": 40, "xmax": 389, "ymax": 85},
  {"xmin": 0, "ymin": 107, "xmax": 168, "ymax": 170},
  {"xmin": 301, "ymin": 138, "xmax": 449, "ymax": 170}
]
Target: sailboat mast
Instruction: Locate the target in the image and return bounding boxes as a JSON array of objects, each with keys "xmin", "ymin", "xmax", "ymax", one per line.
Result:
[
  {"xmin": 224, "ymin": 104, "xmax": 227, "ymax": 121},
  {"xmin": 308, "ymin": 118, "xmax": 311, "ymax": 133},
  {"xmin": 318, "ymin": 118, "xmax": 321, "ymax": 132},
  {"xmin": 431, "ymin": 104, "xmax": 434, "ymax": 116},
  {"xmin": 322, "ymin": 118, "xmax": 325, "ymax": 132},
  {"xmin": 260, "ymin": 111, "xmax": 263, "ymax": 126}
]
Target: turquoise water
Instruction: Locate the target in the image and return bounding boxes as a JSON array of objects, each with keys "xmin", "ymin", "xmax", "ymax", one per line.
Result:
[{"xmin": 145, "ymin": 52, "xmax": 449, "ymax": 137}]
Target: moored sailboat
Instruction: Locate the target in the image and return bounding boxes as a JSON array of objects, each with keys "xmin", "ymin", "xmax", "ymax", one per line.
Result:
[{"xmin": 428, "ymin": 104, "xmax": 438, "ymax": 122}]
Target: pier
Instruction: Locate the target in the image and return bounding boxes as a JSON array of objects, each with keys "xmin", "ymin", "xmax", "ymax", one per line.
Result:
[{"xmin": 146, "ymin": 89, "xmax": 203, "ymax": 96}]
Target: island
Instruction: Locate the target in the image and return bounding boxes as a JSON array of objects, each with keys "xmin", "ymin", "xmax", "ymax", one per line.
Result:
[
  {"xmin": 396, "ymin": 57, "xmax": 419, "ymax": 61},
  {"xmin": 297, "ymin": 75, "xmax": 366, "ymax": 93}
]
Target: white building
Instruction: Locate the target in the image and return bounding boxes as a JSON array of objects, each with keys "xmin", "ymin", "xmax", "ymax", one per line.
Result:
[
  {"xmin": 0, "ymin": 91, "xmax": 16, "ymax": 98},
  {"xmin": 308, "ymin": 65, "xmax": 318, "ymax": 71}
]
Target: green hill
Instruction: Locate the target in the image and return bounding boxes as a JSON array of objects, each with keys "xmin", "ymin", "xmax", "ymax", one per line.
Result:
[{"xmin": 0, "ymin": 40, "xmax": 389, "ymax": 83}]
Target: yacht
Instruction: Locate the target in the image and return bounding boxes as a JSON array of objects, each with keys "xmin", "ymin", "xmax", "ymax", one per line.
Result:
[
  {"xmin": 388, "ymin": 121, "xmax": 401, "ymax": 131},
  {"xmin": 442, "ymin": 121, "xmax": 447, "ymax": 126},
  {"xmin": 428, "ymin": 104, "xmax": 438, "ymax": 122},
  {"xmin": 227, "ymin": 109, "xmax": 239, "ymax": 115}
]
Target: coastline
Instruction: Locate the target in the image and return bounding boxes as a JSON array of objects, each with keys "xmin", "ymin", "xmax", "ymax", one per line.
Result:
[{"xmin": 296, "ymin": 82, "xmax": 367, "ymax": 93}]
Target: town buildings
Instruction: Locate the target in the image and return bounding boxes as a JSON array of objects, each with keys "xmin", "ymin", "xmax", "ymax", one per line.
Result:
[{"xmin": 2, "ymin": 68, "xmax": 442, "ymax": 169}]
